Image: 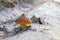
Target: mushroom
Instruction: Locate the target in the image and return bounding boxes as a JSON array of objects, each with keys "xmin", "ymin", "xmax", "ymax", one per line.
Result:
[{"xmin": 15, "ymin": 14, "xmax": 32, "ymax": 30}]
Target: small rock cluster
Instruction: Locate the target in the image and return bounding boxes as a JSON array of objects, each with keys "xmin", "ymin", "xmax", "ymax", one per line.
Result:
[{"xmin": 31, "ymin": 15, "xmax": 42, "ymax": 24}]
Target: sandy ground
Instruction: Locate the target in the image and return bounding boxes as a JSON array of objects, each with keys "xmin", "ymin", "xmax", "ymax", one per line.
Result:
[{"xmin": 0, "ymin": 0, "xmax": 60, "ymax": 40}]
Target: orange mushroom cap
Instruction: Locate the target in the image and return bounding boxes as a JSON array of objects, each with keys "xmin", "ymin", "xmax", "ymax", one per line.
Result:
[{"xmin": 15, "ymin": 15, "xmax": 32, "ymax": 25}]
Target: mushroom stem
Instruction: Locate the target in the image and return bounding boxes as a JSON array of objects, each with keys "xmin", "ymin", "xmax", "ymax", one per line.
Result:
[{"xmin": 20, "ymin": 24, "xmax": 27, "ymax": 29}]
